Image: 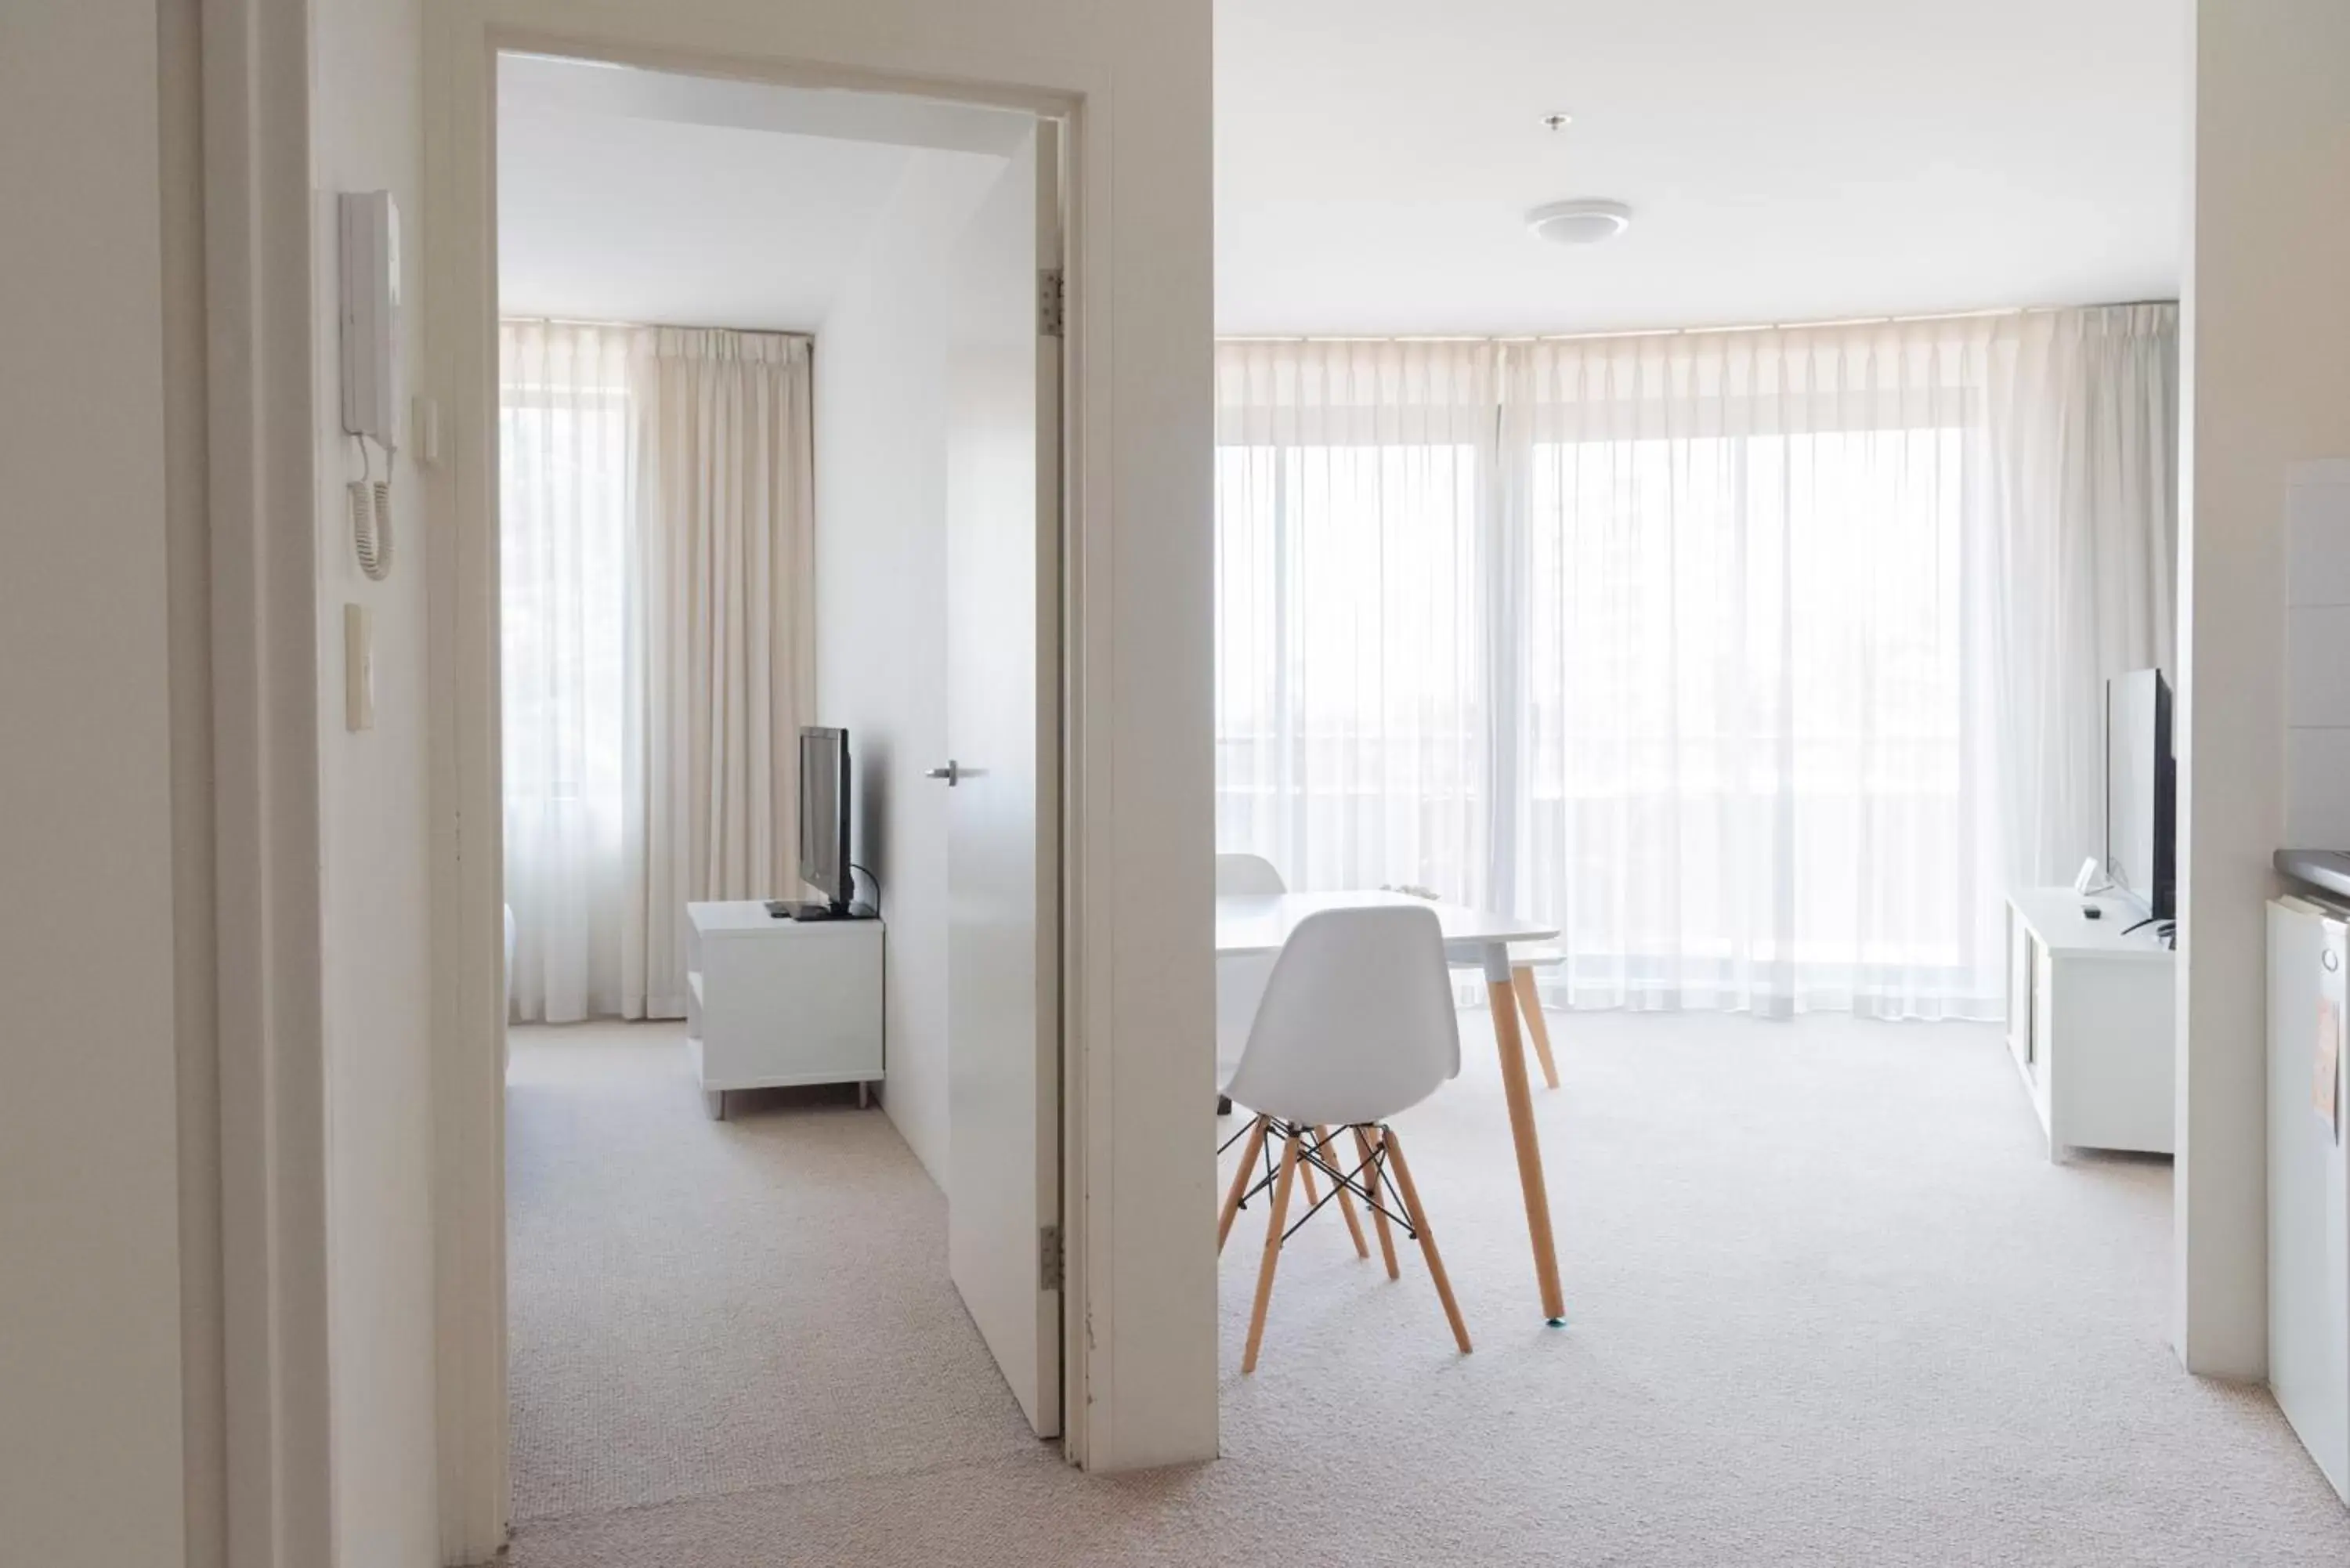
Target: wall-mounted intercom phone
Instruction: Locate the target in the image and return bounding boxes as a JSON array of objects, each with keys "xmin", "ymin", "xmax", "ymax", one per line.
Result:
[{"xmin": 340, "ymin": 190, "xmax": 400, "ymax": 580}]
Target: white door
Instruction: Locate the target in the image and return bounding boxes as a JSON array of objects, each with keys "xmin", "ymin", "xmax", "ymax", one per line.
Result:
[{"xmin": 941, "ymin": 122, "xmax": 1062, "ymax": 1437}]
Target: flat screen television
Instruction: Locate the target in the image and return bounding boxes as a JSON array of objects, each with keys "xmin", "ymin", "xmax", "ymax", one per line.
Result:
[
  {"xmin": 797, "ymin": 725, "xmax": 851, "ymax": 915},
  {"xmin": 2104, "ymin": 669, "xmax": 2175, "ymax": 922}
]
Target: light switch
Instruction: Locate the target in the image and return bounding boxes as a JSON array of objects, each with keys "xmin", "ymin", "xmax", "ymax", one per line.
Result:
[
  {"xmin": 412, "ymin": 392, "xmax": 442, "ymax": 467},
  {"xmin": 345, "ymin": 602, "xmax": 374, "ymax": 732}
]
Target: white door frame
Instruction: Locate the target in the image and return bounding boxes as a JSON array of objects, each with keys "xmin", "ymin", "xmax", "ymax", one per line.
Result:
[
  {"xmin": 193, "ymin": 0, "xmax": 338, "ymax": 1562},
  {"xmin": 422, "ymin": 13, "xmax": 1111, "ymax": 1559}
]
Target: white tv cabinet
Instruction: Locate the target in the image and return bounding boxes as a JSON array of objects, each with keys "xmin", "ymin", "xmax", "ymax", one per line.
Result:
[
  {"xmin": 2003, "ymin": 887, "xmax": 2175, "ymax": 1160},
  {"xmin": 685, "ymin": 901, "xmax": 884, "ymax": 1121}
]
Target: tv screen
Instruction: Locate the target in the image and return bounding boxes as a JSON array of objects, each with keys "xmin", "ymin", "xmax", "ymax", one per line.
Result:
[
  {"xmin": 2104, "ymin": 670, "xmax": 2174, "ymax": 920},
  {"xmin": 797, "ymin": 726, "xmax": 851, "ymax": 912}
]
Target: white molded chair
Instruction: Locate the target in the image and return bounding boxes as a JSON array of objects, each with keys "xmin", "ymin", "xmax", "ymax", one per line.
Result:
[
  {"xmin": 1215, "ymin": 853, "xmax": 1288, "ymax": 1115},
  {"xmin": 1214, "ymin": 851, "xmax": 1289, "ymax": 897},
  {"xmin": 1216, "ymin": 904, "xmax": 1472, "ymax": 1371}
]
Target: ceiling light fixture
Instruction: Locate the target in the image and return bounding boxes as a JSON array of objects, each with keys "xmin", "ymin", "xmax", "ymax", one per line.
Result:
[{"xmin": 1526, "ymin": 198, "xmax": 1632, "ymax": 246}]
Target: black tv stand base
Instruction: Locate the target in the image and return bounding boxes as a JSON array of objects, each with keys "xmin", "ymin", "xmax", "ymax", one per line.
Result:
[{"xmin": 767, "ymin": 900, "xmax": 877, "ymax": 922}]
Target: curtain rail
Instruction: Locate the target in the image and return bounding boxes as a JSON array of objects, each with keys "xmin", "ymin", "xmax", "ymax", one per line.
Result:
[
  {"xmin": 1216, "ymin": 297, "xmax": 2177, "ymax": 347},
  {"xmin": 502, "ymin": 313, "xmax": 814, "ymax": 341}
]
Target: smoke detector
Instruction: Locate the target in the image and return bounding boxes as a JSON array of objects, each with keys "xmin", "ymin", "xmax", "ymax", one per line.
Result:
[{"xmin": 1526, "ymin": 199, "xmax": 1633, "ymax": 246}]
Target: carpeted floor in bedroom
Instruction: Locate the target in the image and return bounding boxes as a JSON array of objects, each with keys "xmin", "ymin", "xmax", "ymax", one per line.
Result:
[{"xmin": 504, "ymin": 1013, "xmax": 2350, "ymax": 1566}]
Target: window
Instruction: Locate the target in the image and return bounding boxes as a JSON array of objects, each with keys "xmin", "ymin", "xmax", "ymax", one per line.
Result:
[
  {"xmin": 1215, "ymin": 439, "xmax": 1488, "ymax": 902},
  {"xmin": 499, "ymin": 385, "xmax": 630, "ymax": 807}
]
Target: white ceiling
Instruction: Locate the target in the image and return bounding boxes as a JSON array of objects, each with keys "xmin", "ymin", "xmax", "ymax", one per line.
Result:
[
  {"xmin": 504, "ymin": 7, "xmax": 2190, "ymax": 340},
  {"xmin": 498, "ymin": 114, "xmax": 909, "ymax": 330},
  {"xmin": 1215, "ymin": 0, "xmax": 2190, "ymax": 335},
  {"xmin": 497, "ymin": 58, "xmax": 1026, "ymax": 331}
]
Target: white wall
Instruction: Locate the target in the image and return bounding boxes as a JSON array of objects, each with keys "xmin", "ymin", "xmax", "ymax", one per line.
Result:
[
  {"xmin": 2175, "ymin": 0, "xmax": 2350, "ymax": 1376},
  {"xmin": 160, "ymin": 0, "xmax": 227, "ymax": 1557},
  {"xmin": 309, "ymin": 0, "xmax": 443, "ymax": 1556},
  {"xmin": 0, "ymin": 2, "xmax": 190, "ymax": 1562},
  {"xmin": 815, "ymin": 150, "xmax": 1007, "ymax": 1187}
]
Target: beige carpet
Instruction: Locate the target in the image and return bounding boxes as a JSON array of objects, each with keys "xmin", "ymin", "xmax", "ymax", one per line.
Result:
[
  {"xmin": 507, "ymin": 1015, "xmax": 2350, "ymax": 1566},
  {"xmin": 504, "ymin": 1024, "xmax": 1037, "ymax": 1524}
]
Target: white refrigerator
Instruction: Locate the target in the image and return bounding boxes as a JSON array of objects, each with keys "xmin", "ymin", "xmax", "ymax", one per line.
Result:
[{"xmin": 2267, "ymin": 894, "xmax": 2350, "ymax": 1503}]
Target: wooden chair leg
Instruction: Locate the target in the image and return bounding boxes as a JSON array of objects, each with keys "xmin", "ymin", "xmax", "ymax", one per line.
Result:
[
  {"xmin": 1219, "ymin": 1115, "xmax": 1269, "ymax": 1255},
  {"xmin": 1242, "ymin": 1129, "xmax": 1304, "ymax": 1374},
  {"xmin": 1298, "ymin": 1134, "xmax": 1322, "ymax": 1209},
  {"xmin": 1316, "ymin": 1125, "xmax": 1370, "ymax": 1259},
  {"xmin": 1353, "ymin": 1124, "xmax": 1400, "ymax": 1279},
  {"xmin": 1382, "ymin": 1126, "xmax": 1471, "ymax": 1355},
  {"xmin": 1513, "ymin": 965, "xmax": 1561, "ymax": 1091}
]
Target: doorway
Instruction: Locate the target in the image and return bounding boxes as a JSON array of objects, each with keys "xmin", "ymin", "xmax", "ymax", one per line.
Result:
[{"xmin": 482, "ymin": 49, "xmax": 1067, "ymax": 1551}]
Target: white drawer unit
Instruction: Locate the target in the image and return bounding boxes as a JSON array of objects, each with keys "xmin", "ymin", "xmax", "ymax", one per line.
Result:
[
  {"xmin": 2002, "ymin": 888, "xmax": 2175, "ymax": 1160},
  {"xmin": 2267, "ymin": 894, "xmax": 2350, "ymax": 1505},
  {"xmin": 685, "ymin": 900, "xmax": 884, "ymax": 1120}
]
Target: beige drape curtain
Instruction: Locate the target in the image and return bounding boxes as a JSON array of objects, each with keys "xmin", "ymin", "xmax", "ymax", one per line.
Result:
[
  {"xmin": 1980, "ymin": 305, "xmax": 2179, "ymax": 896},
  {"xmin": 626, "ymin": 328, "xmax": 816, "ymax": 1015},
  {"xmin": 501, "ymin": 321, "xmax": 814, "ymax": 1021}
]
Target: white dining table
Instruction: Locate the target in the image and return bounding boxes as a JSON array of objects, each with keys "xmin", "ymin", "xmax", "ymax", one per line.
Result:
[{"xmin": 1214, "ymin": 889, "xmax": 1568, "ymax": 1324}]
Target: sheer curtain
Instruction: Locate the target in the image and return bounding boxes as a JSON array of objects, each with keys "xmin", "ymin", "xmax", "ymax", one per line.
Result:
[
  {"xmin": 1213, "ymin": 306, "xmax": 2176, "ymax": 1021},
  {"xmin": 1215, "ymin": 340, "xmax": 1499, "ymax": 903},
  {"xmin": 502, "ymin": 322, "xmax": 634, "ymax": 1022},
  {"xmin": 1507, "ymin": 322, "xmax": 1999, "ymax": 1017},
  {"xmin": 501, "ymin": 321, "xmax": 816, "ymax": 1023}
]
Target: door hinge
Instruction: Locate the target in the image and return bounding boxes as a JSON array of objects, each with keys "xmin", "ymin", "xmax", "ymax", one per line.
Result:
[
  {"xmin": 1037, "ymin": 268, "xmax": 1065, "ymax": 338},
  {"xmin": 1039, "ymin": 1224, "xmax": 1064, "ymax": 1292}
]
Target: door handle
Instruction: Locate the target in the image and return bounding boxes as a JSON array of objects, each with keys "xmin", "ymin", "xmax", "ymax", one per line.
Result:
[{"xmin": 926, "ymin": 760, "xmax": 961, "ymax": 786}]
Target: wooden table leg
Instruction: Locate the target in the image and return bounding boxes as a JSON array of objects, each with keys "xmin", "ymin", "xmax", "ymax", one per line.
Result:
[
  {"xmin": 1512, "ymin": 965, "xmax": 1561, "ymax": 1090},
  {"xmin": 1484, "ymin": 944, "xmax": 1566, "ymax": 1324}
]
